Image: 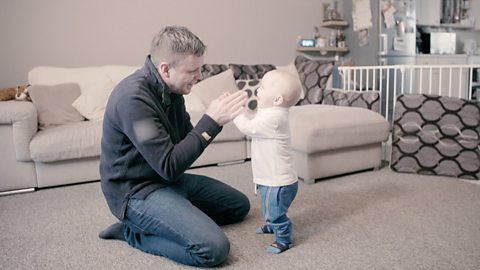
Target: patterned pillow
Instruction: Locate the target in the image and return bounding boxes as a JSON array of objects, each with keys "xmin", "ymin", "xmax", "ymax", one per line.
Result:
[
  {"xmin": 323, "ymin": 88, "xmax": 380, "ymax": 113},
  {"xmin": 199, "ymin": 64, "xmax": 228, "ymax": 82},
  {"xmin": 390, "ymin": 94, "xmax": 480, "ymax": 180},
  {"xmin": 294, "ymin": 55, "xmax": 334, "ymax": 105},
  {"xmin": 229, "ymin": 64, "xmax": 276, "ymax": 81},
  {"xmin": 229, "ymin": 64, "xmax": 276, "ymax": 111}
]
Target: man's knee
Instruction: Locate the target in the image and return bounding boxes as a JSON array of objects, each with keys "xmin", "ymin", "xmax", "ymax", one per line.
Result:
[
  {"xmin": 192, "ymin": 234, "xmax": 230, "ymax": 267},
  {"xmin": 235, "ymin": 193, "xmax": 250, "ymax": 220}
]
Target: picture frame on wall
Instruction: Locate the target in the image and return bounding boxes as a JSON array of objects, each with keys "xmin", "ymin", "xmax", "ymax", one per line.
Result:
[{"xmin": 323, "ymin": 2, "xmax": 340, "ymax": 21}]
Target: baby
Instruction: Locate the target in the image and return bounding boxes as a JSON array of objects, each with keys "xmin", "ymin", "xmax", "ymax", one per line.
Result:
[{"xmin": 233, "ymin": 69, "xmax": 302, "ymax": 254}]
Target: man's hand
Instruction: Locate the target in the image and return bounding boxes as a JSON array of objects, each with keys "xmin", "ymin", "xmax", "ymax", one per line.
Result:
[{"xmin": 206, "ymin": 91, "xmax": 248, "ymax": 126}]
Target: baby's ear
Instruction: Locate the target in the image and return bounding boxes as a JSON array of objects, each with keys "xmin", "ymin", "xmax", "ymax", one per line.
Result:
[{"xmin": 273, "ymin": 95, "xmax": 284, "ymax": 106}]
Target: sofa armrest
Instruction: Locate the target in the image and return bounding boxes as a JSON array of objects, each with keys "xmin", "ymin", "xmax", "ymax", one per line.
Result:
[{"xmin": 0, "ymin": 101, "xmax": 38, "ymax": 161}]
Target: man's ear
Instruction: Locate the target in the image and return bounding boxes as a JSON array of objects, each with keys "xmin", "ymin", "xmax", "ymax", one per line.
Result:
[
  {"xmin": 158, "ymin": 62, "xmax": 170, "ymax": 79},
  {"xmin": 273, "ymin": 95, "xmax": 284, "ymax": 106}
]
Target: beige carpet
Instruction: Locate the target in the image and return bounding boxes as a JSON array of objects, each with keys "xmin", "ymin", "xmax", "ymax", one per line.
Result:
[{"xmin": 1, "ymin": 161, "xmax": 479, "ymax": 270}]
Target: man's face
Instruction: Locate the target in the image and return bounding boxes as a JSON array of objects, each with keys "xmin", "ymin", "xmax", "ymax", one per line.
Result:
[{"xmin": 163, "ymin": 54, "xmax": 204, "ymax": 95}]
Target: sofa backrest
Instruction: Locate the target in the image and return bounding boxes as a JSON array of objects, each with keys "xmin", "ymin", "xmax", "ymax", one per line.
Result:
[{"xmin": 28, "ymin": 65, "xmax": 140, "ymax": 94}]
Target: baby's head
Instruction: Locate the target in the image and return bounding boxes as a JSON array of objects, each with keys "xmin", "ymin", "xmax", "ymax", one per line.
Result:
[{"xmin": 256, "ymin": 70, "xmax": 302, "ymax": 109}]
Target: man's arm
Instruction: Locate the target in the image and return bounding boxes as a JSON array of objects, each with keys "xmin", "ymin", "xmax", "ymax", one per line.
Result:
[
  {"xmin": 115, "ymin": 91, "xmax": 247, "ymax": 182},
  {"xmin": 112, "ymin": 94, "xmax": 215, "ymax": 182}
]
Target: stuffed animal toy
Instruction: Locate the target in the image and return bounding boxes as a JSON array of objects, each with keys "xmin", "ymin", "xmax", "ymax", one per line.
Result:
[{"xmin": 0, "ymin": 85, "xmax": 31, "ymax": 102}]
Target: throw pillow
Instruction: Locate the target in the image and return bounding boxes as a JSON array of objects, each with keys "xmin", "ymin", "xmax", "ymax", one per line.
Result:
[
  {"xmin": 72, "ymin": 79, "xmax": 116, "ymax": 121},
  {"xmin": 28, "ymin": 83, "xmax": 85, "ymax": 130},
  {"xmin": 229, "ymin": 64, "xmax": 276, "ymax": 81},
  {"xmin": 276, "ymin": 62, "xmax": 304, "ymax": 99},
  {"xmin": 190, "ymin": 69, "xmax": 238, "ymax": 107},
  {"xmin": 323, "ymin": 88, "xmax": 380, "ymax": 113},
  {"xmin": 199, "ymin": 64, "xmax": 228, "ymax": 82},
  {"xmin": 229, "ymin": 64, "xmax": 276, "ymax": 111},
  {"xmin": 183, "ymin": 91, "xmax": 206, "ymax": 112},
  {"xmin": 390, "ymin": 94, "xmax": 480, "ymax": 180},
  {"xmin": 294, "ymin": 55, "xmax": 334, "ymax": 105}
]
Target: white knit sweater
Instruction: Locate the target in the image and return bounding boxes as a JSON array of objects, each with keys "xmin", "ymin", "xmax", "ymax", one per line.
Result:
[{"xmin": 233, "ymin": 107, "xmax": 298, "ymax": 187}]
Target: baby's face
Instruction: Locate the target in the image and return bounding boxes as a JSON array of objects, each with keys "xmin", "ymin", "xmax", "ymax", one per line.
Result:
[{"xmin": 256, "ymin": 73, "xmax": 278, "ymax": 108}]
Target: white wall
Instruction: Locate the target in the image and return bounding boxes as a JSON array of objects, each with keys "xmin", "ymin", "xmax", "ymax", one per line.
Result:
[{"xmin": 0, "ymin": 0, "xmax": 339, "ymax": 88}]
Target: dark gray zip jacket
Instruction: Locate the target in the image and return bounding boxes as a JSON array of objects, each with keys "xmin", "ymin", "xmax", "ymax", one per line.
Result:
[{"xmin": 100, "ymin": 56, "xmax": 221, "ymax": 220}]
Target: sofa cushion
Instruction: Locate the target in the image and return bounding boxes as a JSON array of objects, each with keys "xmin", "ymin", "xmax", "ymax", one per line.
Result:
[
  {"xmin": 289, "ymin": 104, "xmax": 389, "ymax": 153},
  {"xmin": 28, "ymin": 83, "xmax": 86, "ymax": 130},
  {"xmin": 294, "ymin": 55, "xmax": 334, "ymax": 105},
  {"xmin": 30, "ymin": 120, "xmax": 102, "ymax": 162},
  {"xmin": 391, "ymin": 94, "xmax": 480, "ymax": 180},
  {"xmin": 323, "ymin": 88, "xmax": 380, "ymax": 113}
]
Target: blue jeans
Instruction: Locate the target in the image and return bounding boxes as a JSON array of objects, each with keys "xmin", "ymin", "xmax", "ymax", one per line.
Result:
[
  {"xmin": 122, "ymin": 173, "xmax": 250, "ymax": 267},
  {"xmin": 258, "ymin": 182, "xmax": 298, "ymax": 245}
]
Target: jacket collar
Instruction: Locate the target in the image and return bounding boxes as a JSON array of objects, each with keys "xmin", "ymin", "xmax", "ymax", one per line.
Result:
[{"xmin": 144, "ymin": 55, "xmax": 171, "ymax": 107}]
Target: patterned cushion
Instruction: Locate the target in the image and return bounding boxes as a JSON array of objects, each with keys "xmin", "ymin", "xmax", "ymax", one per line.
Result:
[
  {"xmin": 234, "ymin": 78, "xmax": 260, "ymax": 110},
  {"xmin": 229, "ymin": 64, "xmax": 276, "ymax": 111},
  {"xmin": 294, "ymin": 55, "xmax": 334, "ymax": 105},
  {"xmin": 323, "ymin": 88, "xmax": 380, "ymax": 113},
  {"xmin": 229, "ymin": 64, "xmax": 276, "ymax": 81},
  {"xmin": 199, "ymin": 64, "xmax": 228, "ymax": 82},
  {"xmin": 390, "ymin": 94, "xmax": 480, "ymax": 180}
]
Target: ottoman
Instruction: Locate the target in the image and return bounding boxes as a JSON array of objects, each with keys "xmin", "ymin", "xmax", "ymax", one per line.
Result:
[{"xmin": 289, "ymin": 104, "xmax": 390, "ymax": 184}]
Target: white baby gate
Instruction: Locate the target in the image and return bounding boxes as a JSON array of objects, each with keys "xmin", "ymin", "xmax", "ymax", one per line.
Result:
[{"xmin": 333, "ymin": 64, "xmax": 480, "ymax": 122}]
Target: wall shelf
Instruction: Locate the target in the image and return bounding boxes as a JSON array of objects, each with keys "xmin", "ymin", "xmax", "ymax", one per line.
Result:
[
  {"xmin": 321, "ymin": 20, "xmax": 349, "ymax": 28},
  {"xmin": 297, "ymin": 46, "xmax": 348, "ymax": 53},
  {"xmin": 295, "ymin": 19, "xmax": 349, "ymax": 57}
]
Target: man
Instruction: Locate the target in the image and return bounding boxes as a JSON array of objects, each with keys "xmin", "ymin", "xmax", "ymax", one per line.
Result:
[{"xmin": 99, "ymin": 25, "xmax": 250, "ymax": 267}]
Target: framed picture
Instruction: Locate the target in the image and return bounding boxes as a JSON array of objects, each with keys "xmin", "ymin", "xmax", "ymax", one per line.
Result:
[{"xmin": 323, "ymin": 2, "xmax": 340, "ymax": 21}]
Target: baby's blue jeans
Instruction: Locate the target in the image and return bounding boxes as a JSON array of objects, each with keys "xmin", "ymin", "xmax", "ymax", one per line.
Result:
[{"xmin": 258, "ymin": 181, "xmax": 298, "ymax": 245}]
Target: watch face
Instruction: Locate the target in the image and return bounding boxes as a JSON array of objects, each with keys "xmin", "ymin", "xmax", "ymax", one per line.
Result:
[{"xmin": 300, "ymin": 39, "xmax": 315, "ymax": 47}]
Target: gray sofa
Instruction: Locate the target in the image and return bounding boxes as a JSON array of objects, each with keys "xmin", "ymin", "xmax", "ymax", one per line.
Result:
[{"xmin": 0, "ymin": 61, "xmax": 389, "ymax": 195}]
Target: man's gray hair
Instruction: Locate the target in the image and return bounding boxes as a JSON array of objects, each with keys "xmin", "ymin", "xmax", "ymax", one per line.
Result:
[{"xmin": 150, "ymin": 25, "xmax": 206, "ymax": 67}]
